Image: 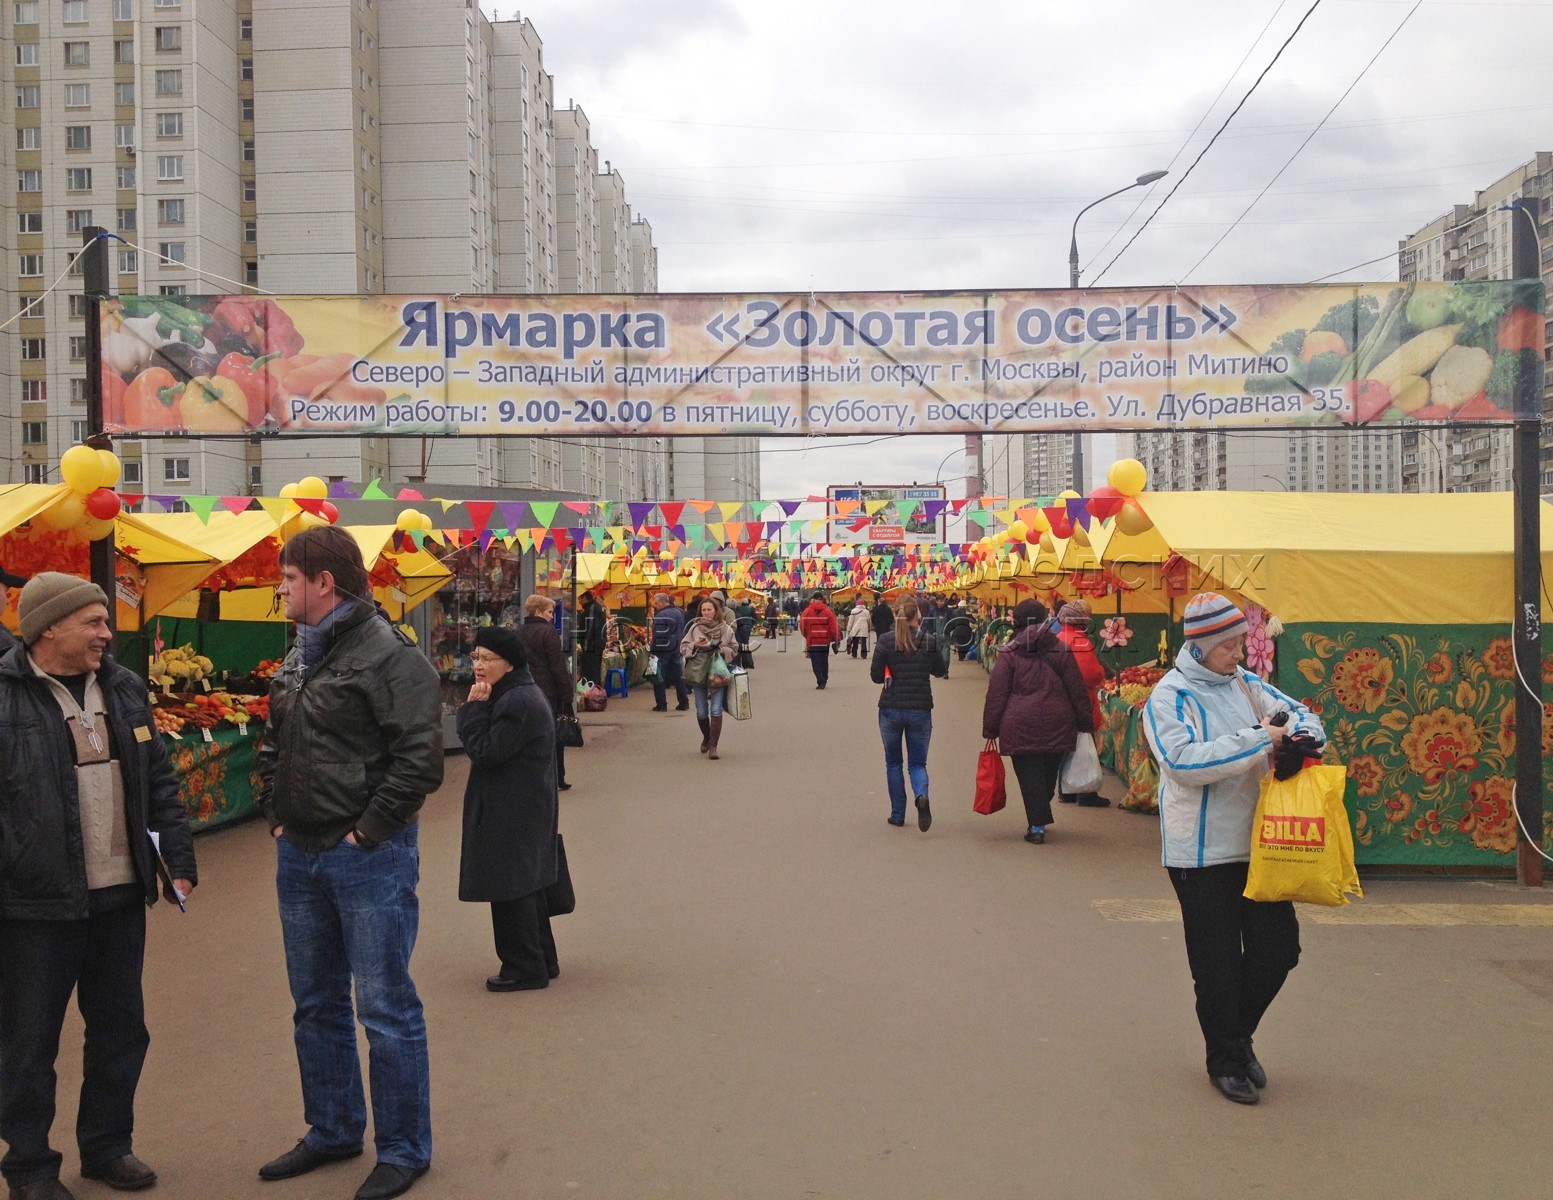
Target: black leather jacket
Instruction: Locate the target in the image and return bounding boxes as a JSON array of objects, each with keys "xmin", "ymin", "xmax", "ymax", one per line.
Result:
[
  {"xmin": 0, "ymin": 645, "xmax": 196, "ymax": 919},
  {"xmin": 256, "ymin": 602, "xmax": 443, "ymax": 852}
]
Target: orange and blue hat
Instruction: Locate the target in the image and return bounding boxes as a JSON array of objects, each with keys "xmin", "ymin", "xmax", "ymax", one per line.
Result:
[{"xmin": 1182, "ymin": 592, "xmax": 1246, "ymax": 647}]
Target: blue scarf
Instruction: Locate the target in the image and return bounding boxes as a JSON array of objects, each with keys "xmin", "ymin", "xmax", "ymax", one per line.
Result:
[{"xmin": 295, "ymin": 599, "xmax": 356, "ymax": 678}]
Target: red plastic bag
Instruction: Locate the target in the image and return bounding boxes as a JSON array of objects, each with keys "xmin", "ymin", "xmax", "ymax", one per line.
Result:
[{"xmin": 974, "ymin": 740, "xmax": 1006, "ymax": 815}]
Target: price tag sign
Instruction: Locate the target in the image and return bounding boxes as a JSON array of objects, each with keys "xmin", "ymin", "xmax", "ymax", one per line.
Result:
[
  {"xmin": 237, "ymin": 722, "xmax": 249, "ymax": 737},
  {"xmin": 161, "ymin": 682, "xmax": 173, "ymax": 696},
  {"xmin": 201, "ymin": 726, "xmax": 213, "ymax": 743},
  {"xmin": 200, "ymin": 679, "xmax": 211, "ymax": 693},
  {"xmin": 168, "ymin": 730, "xmax": 183, "ymax": 740}
]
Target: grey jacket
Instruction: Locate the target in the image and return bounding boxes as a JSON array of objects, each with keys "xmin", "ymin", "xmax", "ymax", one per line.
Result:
[{"xmin": 257, "ymin": 602, "xmax": 443, "ymax": 852}]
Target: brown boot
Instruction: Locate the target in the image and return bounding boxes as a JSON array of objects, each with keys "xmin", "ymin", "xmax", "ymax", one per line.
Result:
[
  {"xmin": 698, "ymin": 717, "xmax": 711, "ymax": 753},
  {"xmin": 707, "ymin": 716, "xmax": 723, "ymax": 759}
]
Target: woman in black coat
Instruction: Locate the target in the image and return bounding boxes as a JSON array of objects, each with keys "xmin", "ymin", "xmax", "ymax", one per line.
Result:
[
  {"xmin": 515, "ymin": 593, "xmax": 575, "ymax": 791},
  {"xmin": 456, "ymin": 626, "xmax": 561, "ymax": 992},
  {"xmin": 870, "ymin": 596, "xmax": 948, "ymax": 831}
]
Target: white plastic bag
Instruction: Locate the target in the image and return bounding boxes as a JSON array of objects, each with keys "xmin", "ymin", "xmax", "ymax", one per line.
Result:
[{"xmin": 1059, "ymin": 732, "xmax": 1102, "ymax": 793}]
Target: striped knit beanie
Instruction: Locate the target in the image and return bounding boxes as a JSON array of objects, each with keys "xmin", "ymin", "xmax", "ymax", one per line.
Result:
[{"xmin": 1182, "ymin": 592, "xmax": 1247, "ymax": 648}]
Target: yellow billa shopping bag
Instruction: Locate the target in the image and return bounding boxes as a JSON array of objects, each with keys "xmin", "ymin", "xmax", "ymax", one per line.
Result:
[{"xmin": 1243, "ymin": 765, "xmax": 1362, "ymax": 906}]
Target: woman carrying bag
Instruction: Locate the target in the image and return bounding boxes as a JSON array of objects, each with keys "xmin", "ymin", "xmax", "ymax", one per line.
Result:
[
  {"xmin": 871, "ymin": 596, "xmax": 948, "ymax": 830},
  {"xmin": 516, "ymin": 593, "xmax": 576, "ymax": 791},
  {"xmin": 456, "ymin": 627, "xmax": 563, "ymax": 992},
  {"xmin": 679, "ymin": 596, "xmax": 739, "ymax": 760},
  {"xmin": 981, "ymin": 598, "xmax": 1094, "ymax": 845}
]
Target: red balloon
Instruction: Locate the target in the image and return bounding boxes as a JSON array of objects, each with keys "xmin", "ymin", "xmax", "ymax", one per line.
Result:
[
  {"xmin": 1049, "ymin": 513, "xmax": 1073, "ymax": 540},
  {"xmin": 84, "ymin": 488, "xmax": 122, "ymax": 521},
  {"xmin": 320, "ymin": 501, "xmax": 339, "ymax": 524},
  {"xmin": 1087, "ymin": 485, "xmax": 1126, "ymax": 521}
]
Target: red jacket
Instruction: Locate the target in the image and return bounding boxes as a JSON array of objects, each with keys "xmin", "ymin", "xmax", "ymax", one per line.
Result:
[
  {"xmin": 798, "ymin": 600, "xmax": 839, "ymax": 648},
  {"xmin": 1057, "ymin": 625, "xmax": 1106, "ymax": 730}
]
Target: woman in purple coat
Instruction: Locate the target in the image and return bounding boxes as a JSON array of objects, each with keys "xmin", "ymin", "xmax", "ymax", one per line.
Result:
[{"xmin": 981, "ymin": 599, "xmax": 1095, "ymax": 844}]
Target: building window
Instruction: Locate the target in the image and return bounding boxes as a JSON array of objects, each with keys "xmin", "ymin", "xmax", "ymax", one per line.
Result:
[
  {"xmin": 18, "ymin": 212, "xmax": 42, "ymax": 234},
  {"xmin": 156, "ymin": 155, "xmax": 183, "ymax": 181},
  {"xmin": 240, "ymin": 98, "xmax": 253, "ymax": 122},
  {"xmin": 66, "ymin": 125, "xmax": 91, "ymax": 151},
  {"xmin": 20, "ymin": 338, "xmax": 45, "ymax": 360},
  {"xmin": 242, "ymin": 139, "xmax": 255, "ymax": 162},
  {"xmin": 242, "ymin": 179, "xmax": 256, "ymax": 203},
  {"xmin": 114, "ymin": 40, "xmax": 134, "ymax": 64},
  {"xmin": 158, "ymin": 198, "xmax": 184, "ymax": 224},
  {"xmin": 17, "ymin": 44, "xmax": 39, "ymax": 67},
  {"xmin": 117, "ymin": 207, "xmax": 135, "ymax": 231},
  {"xmin": 69, "ymin": 294, "xmax": 87, "ymax": 318},
  {"xmin": 17, "ymin": 127, "xmax": 41, "ymax": 150},
  {"xmin": 22, "ymin": 423, "xmax": 46, "ymax": 445},
  {"xmin": 243, "ymin": 220, "xmax": 257, "ymax": 243},
  {"xmin": 239, "ymin": 16, "xmax": 252, "ymax": 39},
  {"xmin": 15, "ymin": 2, "xmax": 38, "ymax": 22},
  {"xmin": 122, "ymin": 460, "xmax": 142, "ymax": 485},
  {"xmin": 154, "ymin": 0, "xmax": 181, "ymax": 6},
  {"xmin": 65, "ymin": 83, "xmax": 91, "ymax": 108},
  {"xmin": 17, "ymin": 169, "xmax": 42, "ymax": 192},
  {"xmin": 22, "ymin": 380, "xmax": 47, "ymax": 403},
  {"xmin": 66, "ymin": 167, "xmax": 92, "ymax": 191},
  {"xmin": 155, "ymin": 26, "xmax": 182, "ymax": 51},
  {"xmin": 155, "ymin": 70, "xmax": 182, "ymax": 96},
  {"xmin": 116, "ymin": 82, "xmax": 134, "ymax": 105},
  {"xmin": 69, "ymin": 336, "xmax": 88, "ymax": 362},
  {"xmin": 156, "ymin": 112, "xmax": 183, "ymax": 138},
  {"xmin": 240, "ymin": 58, "xmax": 253, "ymax": 81},
  {"xmin": 71, "ymin": 420, "xmax": 89, "ymax": 444},
  {"xmin": 164, "ymin": 458, "xmax": 191, "ymax": 483},
  {"xmin": 117, "ymin": 166, "xmax": 136, "ymax": 189},
  {"xmin": 63, "ymin": 42, "xmax": 90, "ymax": 67},
  {"xmin": 63, "ymin": 0, "xmax": 87, "ymax": 20},
  {"xmin": 157, "ymin": 284, "xmax": 186, "ymax": 296},
  {"xmin": 114, "ymin": 0, "xmax": 132, "ymax": 17},
  {"xmin": 66, "ymin": 209, "xmax": 93, "ymax": 233},
  {"xmin": 17, "ymin": 86, "xmax": 40, "ymax": 109},
  {"xmin": 18, "ymin": 254, "xmax": 44, "ymax": 276},
  {"xmin": 117, "ymin": 249, "xmax": 138, "ymax": 272},
  {"xmin": 245, "ymin": 261, "xmax": 258, "ymax": 285},
  {"xmin": 116, "ymin": 123, "xmax": 136, "ymax": 148},
  {"xmin": 157, "ymin": 241, "xmax": 185, "ymax": 265},
  {"xmin": 22, "ymin": 464, "xmax": 47, "ymax": 485}
]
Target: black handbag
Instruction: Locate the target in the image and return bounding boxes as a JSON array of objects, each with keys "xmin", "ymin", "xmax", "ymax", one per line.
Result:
[
  {"xmin": 545, "ymin": 834, "xmax": 576, "ymax": 916},
  {"xmin": 555, "ymin": 712, "xmax": 584, "ymax": 748}
]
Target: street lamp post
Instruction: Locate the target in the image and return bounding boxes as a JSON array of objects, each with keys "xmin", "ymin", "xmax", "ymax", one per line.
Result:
[
  {"xmin": 1066, "ymin": 170, "xmax": 1169, "ymax": 492},
  {"xmin": 1259, "ymin": 474, "xmax": 1288, "ymax": 491}
]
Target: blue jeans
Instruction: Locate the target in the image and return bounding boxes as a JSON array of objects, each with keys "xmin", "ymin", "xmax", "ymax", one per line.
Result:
[
  {"xmin": 879, "ymin": 708, "xmax": 932, "ymax": 822},
  {"xmin": 276, "ymin": 825, "xmax": 431, "ymax": 1169},
  {"xmin": 691, "ymin": 682, "xmax": 725, "ymax": 719}
]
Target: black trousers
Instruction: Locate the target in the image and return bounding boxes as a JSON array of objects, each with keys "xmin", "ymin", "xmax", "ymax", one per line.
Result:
[
  {"xmin": 490, "ymin": 891, "xmax": 558, "ymax": 984},
  {"xmin": 652, "ymin": 653, "xmax": 688, "ymax": 709},
  {"xmin": 1010, "ymin": 753, "xmax": 1064, "ymax": 827},
  {"xmin": 555, "ymin": 741, "xmax": 567, "ymax": 787},
  {"xmin": 0, "ymin": 894, "xmax": 148, "ymax": 1186},
  {"xmin": 807, "ymin": 647, "xmax": 830, "ymax": 688},
  {"xmin": 578, "ymin": 648, "xmax": 604, "ymax": 687},
  {"xmin": 1168, "ymin": 861, "xmax": 1300, "ymax": 1077}
]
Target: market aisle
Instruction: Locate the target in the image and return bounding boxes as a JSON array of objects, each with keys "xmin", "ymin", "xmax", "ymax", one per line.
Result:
[{"xmin": 48, "ymin": 636, "xmax": 1553, "ymax": 1199}]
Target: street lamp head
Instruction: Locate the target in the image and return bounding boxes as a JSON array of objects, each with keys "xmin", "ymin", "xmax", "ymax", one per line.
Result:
[{"xmin": 1135, "ymin": 170, "xmax": 1168, "ymax": 186}]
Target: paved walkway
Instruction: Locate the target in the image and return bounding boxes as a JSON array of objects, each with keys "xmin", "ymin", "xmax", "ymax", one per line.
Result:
[{"xmin": 48, "ymin": 640, "xmax": 1553, "ymax": 1198}]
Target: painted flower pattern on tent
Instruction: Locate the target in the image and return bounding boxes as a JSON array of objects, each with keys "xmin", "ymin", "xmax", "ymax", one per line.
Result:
[{"xmin": 1290, "ymin": 627, "xmax": 1550, "ymax": 863}]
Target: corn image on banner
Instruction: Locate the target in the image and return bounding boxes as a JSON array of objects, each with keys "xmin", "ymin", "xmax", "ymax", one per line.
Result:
[{"xmin": 99, "ymin": 281, "xmax": 1543, "ymax": 438}]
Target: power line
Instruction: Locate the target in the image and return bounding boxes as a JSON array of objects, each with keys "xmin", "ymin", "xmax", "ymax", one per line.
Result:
[{"xmin": 1089, "ymin": 0, "xmax": 1326, "ymax": 287}]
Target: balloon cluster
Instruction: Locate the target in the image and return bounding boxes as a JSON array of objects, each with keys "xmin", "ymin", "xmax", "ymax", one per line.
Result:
[
  {"xmin": 958, "ymin": 459, "xmax": 1154, "ymax": 572},
  {"xmin": 277, "ymin": 475, "xmax": 339, "ymax": 533},
  {"xmin": 36, "ymin": 445, "xmax": 124, "ymax": 540},
  {"xmin": 1098, "ymin": 458, "xmax": 1153, "ymax": 534},
  {"xmin": 395, "ymin": 508, "xmax": 433, "ymax": 533}
]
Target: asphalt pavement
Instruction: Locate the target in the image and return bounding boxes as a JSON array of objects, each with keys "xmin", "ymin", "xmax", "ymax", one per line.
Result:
[{"xmin": 44, "ymin": 635, "xmax": 1553, "ymax": 1199}]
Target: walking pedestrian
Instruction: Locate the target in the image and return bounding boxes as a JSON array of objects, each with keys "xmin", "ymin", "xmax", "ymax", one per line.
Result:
[
  {"xmin": 980, "ymin": 598, "xmax": 1093, "ymax": 845},
  {"xmin": 256, "ymin": 526, "xmax": 442, "ymax": 1200},
  {"xmin": 732, "ymin": 598, "xmax": 757, "ymax": 669},
  {"xmin": 679, "ymin": 597, "xmax": 739, "ymax": 760},
  {"xmin": 845, "ymin": 601, "xmax": 872, "ymax": 659},
  {"xmin": 515, "ymin": 595, "xmax": 575, "ymax": 791},
  {"xmin": 456, "ymin": 627, "xmax": 562, "ymax": 993},
  {"xmin": 871, "ymin": 596, "xmax": 948, "ymax": 830},
  {"xmin": 0, "ymin": 574, "xmax": 197, "ymax": 1200},
  {"xmin": 648, "ymin": 593, "xmax": 689, "ymax": 713},
  {"xmin": 870, "ymin": 593, "xmax": 895, "ymax": 641},
  {"xmin": 1055, "ymin": 600, "xmax": 1109, "ymax": 807},
  {"xmin": 576, "ymin": 591, "xmax": 606, "ymax": 688},
  {"xmin": 1144, "ymin": 592, "xmax": 1324, "ymax": 1106},
  {"xmin": 798, "ymin": 593, "xmax": 840, "ymax": 689},
  {"xmin": 763, "ymin": 598, "xmax": 780, "ymax": 639}
]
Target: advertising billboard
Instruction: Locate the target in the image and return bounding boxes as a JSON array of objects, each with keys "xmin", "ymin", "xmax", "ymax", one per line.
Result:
[{"xmin": 827, "ymin": 484, "xmax": 946, "ymax": 545}]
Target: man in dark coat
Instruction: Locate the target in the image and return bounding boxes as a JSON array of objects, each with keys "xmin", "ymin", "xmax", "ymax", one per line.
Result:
[
  {"xmin": 456, "ymin": 627, "xmax": 561, "ymax": 992},
  {"xmin": 576, "ymin": 592, "xmax": 607, "ymax": 686},
  {"xmin": 870, "ymin": 594, "xmax": 895, "ymax": 639},
  {"xmin": 0, "ymin": 573, "xmax": 196, "ymax": 1199},
  {"xmin": 648, "ymin": 593, "xmax": 689, "ymax": 712}
]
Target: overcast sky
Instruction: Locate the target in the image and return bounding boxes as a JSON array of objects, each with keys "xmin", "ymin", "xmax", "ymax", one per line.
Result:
[{"xmin": 485, "ymin": 0, "xmax": 1552, "ymax": 499}]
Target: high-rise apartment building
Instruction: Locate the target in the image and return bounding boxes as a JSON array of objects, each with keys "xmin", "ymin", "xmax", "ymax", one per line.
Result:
[
  {"xmin": 1397, "ymin": 152, "xmax": 1553, "ymax": 493},
  {"xmin": 4, "ymin": 0, "xmax": 759, "ymax": 506}
]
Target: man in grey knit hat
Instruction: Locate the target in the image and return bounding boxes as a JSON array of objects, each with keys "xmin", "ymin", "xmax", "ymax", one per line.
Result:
[{"xmin": 0, "ymin": 573, "xmax": 197, "ymax": 1199}]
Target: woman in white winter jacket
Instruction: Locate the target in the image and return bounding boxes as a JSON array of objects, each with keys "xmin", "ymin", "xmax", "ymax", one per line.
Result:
[
  {"xmin": 1144, "ymin": 593, "xmax": 1324, "ymax": 1107},
  {"xmin": 845, "ymin": 603, "xmax": 873, "ymax": 658}
]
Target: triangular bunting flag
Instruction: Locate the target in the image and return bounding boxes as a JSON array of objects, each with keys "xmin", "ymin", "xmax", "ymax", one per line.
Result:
[
  {"xmin": 465, "ymin": 501, "xmax": 497, "ymax": 534},
  {"xmin": 360, "ymin": 478, "xmax": 390, "ymax": 500},
  {"xmin": 220, "ymin": 496, "xmax": 252, "ymax": 516},
  {"xmin": 186, "ymin": 495, "xmax": 219, "ymax": 523},
  {"xmin": 530, "ymin": 501, "xmax": 560, "ymax": 528}
]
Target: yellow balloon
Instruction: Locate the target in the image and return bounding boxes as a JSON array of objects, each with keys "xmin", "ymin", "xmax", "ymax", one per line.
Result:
[
  {"xmin": 1070, "ymin": 523, "xmax": 1092, "ymax": 547},
  {"xmin": 1029, "ymin": 508, "xmax": 1051, "ymax": 533},
  {"xmin": 95, "ymin": 449, "xmax": 122, "ymax": 489},
  {"xmin": 60, "ymin": 445, "xmax": 106, "ymax": 494},
  {"xmin": 1114, "ymin": 499, "xmax": 1154, "ymax": 535},
  {"xmin": 418, "ymin": 512, "xmax": 434, "ymax": 531},
  {"xmin": 1038, "ymin": 531, "xmax": 1056, "ymax": 553},
  {"xmin": 1057, "ymin": 489, "xmax": 1080, "ymax": 501},
  {"xmin": 279, "ymin": 482, "xmax": 299, "ymax": 499},
  {"xmin": 396, "ymin": 508, "xmax": 421, "ymax": 531},
  {"xmin": 1108, "ymin": 458, "xmax": 1148, "ymax": 497},
  {"xmin": 296, "ymin": 476, "xmax": 329, "ymax": 499},
  {"xmin": 1008, "ymin": 519, "xmax": 1028, "ymax": 542},
  {"xmin": 33, "ymin": 494, "xmax": 88, "ymax": 530},
  {"xmin": 80, "ymin": 514, "xmax": 117, "ymax": 541}
]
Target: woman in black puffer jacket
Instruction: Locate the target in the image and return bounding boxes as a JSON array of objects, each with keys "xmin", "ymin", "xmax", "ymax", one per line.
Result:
[
  {"xmin": 870, "ymin": 597, "xmax": 949, "ymax": 831},
  {"xmin": 982, "ymin": 598, "xmax": 1094, "ymax": 845}
]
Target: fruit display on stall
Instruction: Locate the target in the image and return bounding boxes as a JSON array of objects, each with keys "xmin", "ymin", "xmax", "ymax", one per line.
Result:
[
  {"xmin": 149, "ymin": 644, "xmax": 215, "ymax": 688},
  {"xmin": 1101, "ymin": 664, "xmax": 1167, "ymax": 706}
]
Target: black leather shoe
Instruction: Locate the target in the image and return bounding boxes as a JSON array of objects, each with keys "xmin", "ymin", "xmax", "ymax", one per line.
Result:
[
  {"xmin": 1024, "ymin": 829, "xmax": 1045, "ymax": 844},
  {"xmin": 81, "ymin": 1154, "xmax": 156, "ymax": 1192},
  {"xmin": 651, "ymin": 704, "xmax": 668, "ymax": 712},
  {"xmin": 1245, "ymin": 1053, "xmax": 1267, "ymax": 1089},
  {"xmin": 355, "ymin": 1163, "xmax": 428, "ymax": 1200},
  {"xmin": 914, "ymin": 794, "xmax": 932, "ymax": 832},
  {"xmin": 259, "ymin": 1138, "xmax": 364, "ymax": 1181},
  {"xmin": 675, "ymin": 703, "xmax": 688, "ymax": 711},
  {"xmin": 886, "ymin": 816, "xmax": 905, "ymax": 827},
  {"xmin": 1076, "ymin": 795, "xmax": 1112, "ymax": 808},
  {"xmin": 1210, "ymin": 1074, "xmax": 1260, "ymax": 1104},
  {"xmin": 557, "ymin": 782, "xmax": 572, "ymax": 791},
  {"xmin": 486, "ymin": 973, "xmax": 547, "ymax": 992},
  {"xmin": 8, "ymin": 1179, "xmax": 76, "ymax": 1200}
]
